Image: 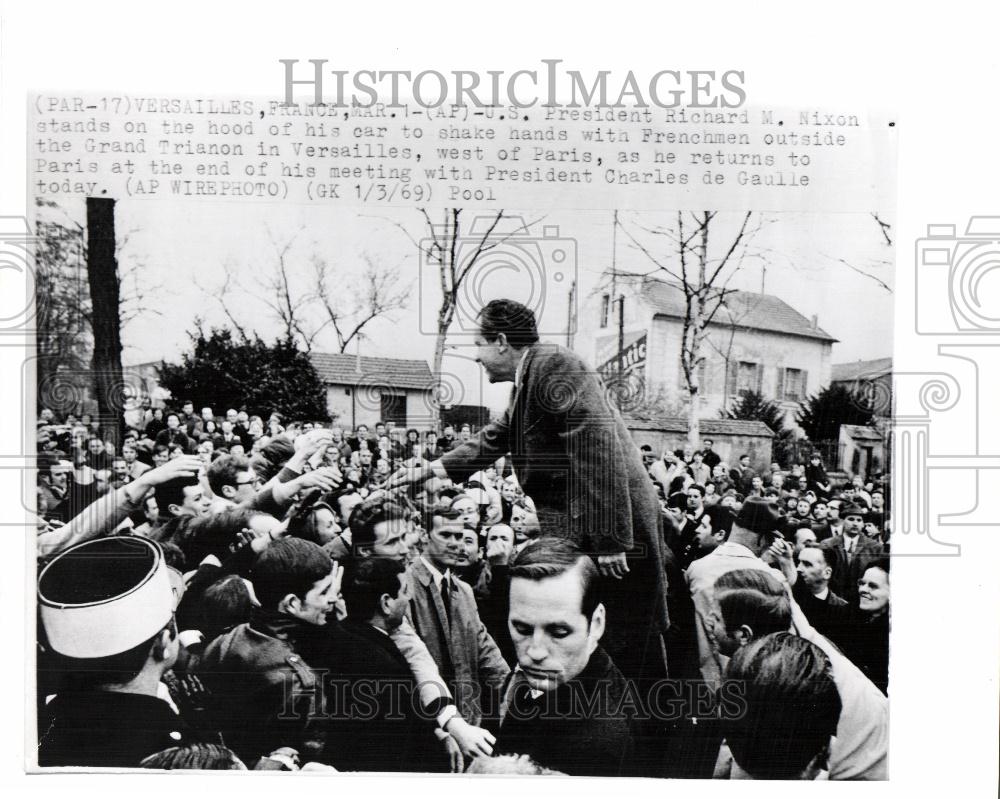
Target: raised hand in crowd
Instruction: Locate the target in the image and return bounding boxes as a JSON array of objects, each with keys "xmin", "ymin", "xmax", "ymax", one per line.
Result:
[{"xmin": 385, "ymin": 461, "xmax": 436, "ymax": 490}]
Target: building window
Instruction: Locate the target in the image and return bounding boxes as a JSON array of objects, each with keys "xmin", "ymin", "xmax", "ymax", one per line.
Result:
[
  {"xmin": 380, "ymin": 392, "xmax": 406, "ymax": 426},
  {"xmin": 778, "ymin": 367, "xmax": 808, "ymax": 401},
  {"xmin": 600, "ymin": 294, "xmax": 610, "ymax": 328},
  {"xmin": 736, "ymin": 361, "xmax": 763, "ymax": 396}
]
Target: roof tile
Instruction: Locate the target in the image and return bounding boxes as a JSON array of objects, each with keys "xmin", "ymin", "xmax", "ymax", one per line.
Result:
[
  {"xmin": 309, "ymin": 352, "xmax": 433, "ymax": 391},
  {"xmin": 639, "ymin": 279, "xmax": 838, "ymax": 342}
]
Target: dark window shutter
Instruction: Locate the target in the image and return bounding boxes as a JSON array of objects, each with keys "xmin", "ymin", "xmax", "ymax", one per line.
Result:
[
  {"xmin": 801, "ymin": 369, "xmax": 809, "ymax": 399},
  {"xmin": 727, "ymin": 361, "xmax": 738, "ymax": 399},
  {"xmin": 776, "ymin": 367, "xmax": 785, "ymax": 400},
  {"xmin": 755, "ymin": 363, "xmax": 764, "ymax": 393}
]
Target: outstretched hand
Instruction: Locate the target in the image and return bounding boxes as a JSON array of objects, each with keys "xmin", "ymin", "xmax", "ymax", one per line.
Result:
[
  {"xmin": 139, "ymin": 455, "xmax": 204, "ymax": 486},
  {"xmin": 385, "ymin": 463, "xmax": 435, "ymax": 491}
]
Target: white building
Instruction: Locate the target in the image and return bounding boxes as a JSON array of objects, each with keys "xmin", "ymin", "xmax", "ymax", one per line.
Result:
[
  {"xmin": 577, "ymin": 277, "xmax": 838, "ymax": 428},
  {"xmin": 309, "ymin": 352, "xmax": 435, "ymax": 429}
]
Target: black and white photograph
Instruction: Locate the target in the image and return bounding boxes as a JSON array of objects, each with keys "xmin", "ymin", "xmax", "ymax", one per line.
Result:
[
  {"xmin": 3, "ymin": 2, "xmax": 1000, "ymax": 795},
  {"xmin": 30, "ymin": 194, "xmax": 894, "ymax": 778}
]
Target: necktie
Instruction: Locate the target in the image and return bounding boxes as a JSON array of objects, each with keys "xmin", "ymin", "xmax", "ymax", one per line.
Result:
[{"xmin": 440, "ymin": 574, "xmax": 453, "ymax": 626}]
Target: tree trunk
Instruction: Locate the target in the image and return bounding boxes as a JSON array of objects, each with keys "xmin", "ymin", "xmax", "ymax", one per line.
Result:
[
  {"xmin": 86, "ymin": 198, "xmax": 124, "ymax": 448},
  {"xmin": 687, "ymin": 387, "xmax": 700, "ymax": 451},
  {"xmin": 431, "ymin": 297, "xmax": 454, "ymax": 430}
]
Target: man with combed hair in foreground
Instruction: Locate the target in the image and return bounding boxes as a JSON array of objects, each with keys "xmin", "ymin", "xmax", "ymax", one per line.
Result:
[{"xmin": 494, "ymin": 537, "xmax": 636, "ymax": 777}]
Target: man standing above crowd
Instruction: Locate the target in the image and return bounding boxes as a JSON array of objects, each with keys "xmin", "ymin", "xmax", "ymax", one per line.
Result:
[{"xmin": 388, "ymin": 299, "xmax": 669, "ymax": 687}]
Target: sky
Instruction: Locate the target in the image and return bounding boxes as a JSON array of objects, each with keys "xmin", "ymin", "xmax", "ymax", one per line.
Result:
[{"xmin": 43, "ymin": 200, "xmax": 895, "ymax": 415}]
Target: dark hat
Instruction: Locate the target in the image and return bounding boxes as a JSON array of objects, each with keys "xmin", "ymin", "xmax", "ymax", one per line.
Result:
[
  {"xmin": 839, "ymin": 502, "xmax": 866, "ymax": 519},
  {"xmin": 734, "ymin": 496, "xmax": 785, "ymax": 537},
  {"xmin": 666, "ymin": 491, "xmax": 688, "ymax": 511}
]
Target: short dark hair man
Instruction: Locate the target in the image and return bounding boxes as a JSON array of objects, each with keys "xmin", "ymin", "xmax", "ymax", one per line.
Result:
[
  {"xmin": 495, "ymin": 537, "xmax": 635, "ymax": 777},
  {"xmin": 329, "ymin": 558, "xmax": 450, "ymax": 772},
  {"xmin": 403, "ymin": 505, "xmax": 509, "ymax": 728},
  {"xmin": 819, "ymin": 502, "xmax": 883, "ymax": 602},
  {"xmin": 349, "ymin": 493, "xmax": 412, "ymax": 561},
  {"xmin": 708, "ymin": 569, "xmax": 888, "ymax": 780},
  {"xmin": 794, "ymin": 544, "xmax": 850, "ymax": 648},
  {"xmin": 722, "ymin": 633, "xmax": 841, "ymax": 780},
  {"xmin": 349, "ymin": 493, "xmax": 499, "ymax": 765},
  {"xmin": 194, "ymin": 538, "xmax": 339, "ymax": 766}
]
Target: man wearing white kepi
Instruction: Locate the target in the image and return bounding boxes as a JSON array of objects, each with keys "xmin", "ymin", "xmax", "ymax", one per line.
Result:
[{"xmin": 37, "ymin": 536, "xmax": 188, "ymax": 768}]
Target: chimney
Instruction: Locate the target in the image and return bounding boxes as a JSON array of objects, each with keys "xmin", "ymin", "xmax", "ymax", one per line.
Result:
[{"xmin": 810, "ymin": 314, "xmax": 818, "ymax": 330}]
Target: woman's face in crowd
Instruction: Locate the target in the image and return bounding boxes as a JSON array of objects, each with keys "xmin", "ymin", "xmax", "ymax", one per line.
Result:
[
  {"xmin": 858, "ymin": 567, "xmax": 890, "ymax": 614},
  {"xmin": 312, "ymin": 507, "xmax": 341, "ymax": 545},
  {"xmin": 501, "ymin": 483, "xmax": 518, "ymax": 503}
]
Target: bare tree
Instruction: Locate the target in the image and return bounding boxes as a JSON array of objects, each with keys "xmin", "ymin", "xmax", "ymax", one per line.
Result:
[
  {"xmin": 822, "ymin": 212, "xmax": 894, "ymax": 293},
  {"xmin": 313, "ymin": 252, "xmax": 410, "ymax": 352},
  {"xmin": 209, "ymin": 228, "xmax": 411, "ymax": 355},
  {"xmin": 255, "ymin": 230, "xmax": 323, "ymax": 350},
  {"xmin": 35, "ymin": 203, "xmax": 91, "ymax": 397},
  {"xmin": 212, "ymin": 270, "xmax": 252, "ymax": 342},
  {"xmin": 614, "ymin": 211, "xmax": 761, "ymax": 449}
]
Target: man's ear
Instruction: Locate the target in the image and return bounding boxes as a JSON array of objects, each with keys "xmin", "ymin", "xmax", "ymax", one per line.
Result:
[
  {"xmin": 800, "ymin": 741, "xmax": 831, "ymax": 779},
  {"xmin": 378, "ymin": 592, "xmax": 393, "ymax": 617},
  {"xmin": 167, "ymin": 503, "xmax": 183, "ymax": 517},
  {"xmin": 278, "ymin": 593, "xmax": 301, "ymax": 616},
  {"xmin": 221, "ymin": 484, "xmax": 237, "ymax": 499},
  {"xmin": 152, "ymin": 625, "xmax": 178, "ymax": 663},
  {"xmin": 735, "ymin": 625, "xmax": 755, "ymax": 647},
  {"xmin": 588, "ymin": 603, "xmax": 606, "ymax": 644},
  {"xmin": 495, "ymin": 332, "xmax": 508, "ymax": 351}
]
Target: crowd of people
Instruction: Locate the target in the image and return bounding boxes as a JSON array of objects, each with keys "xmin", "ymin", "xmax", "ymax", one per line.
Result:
[{"xmin": 33, "ymin": 298, "xmax": 891, "ymax": 779}]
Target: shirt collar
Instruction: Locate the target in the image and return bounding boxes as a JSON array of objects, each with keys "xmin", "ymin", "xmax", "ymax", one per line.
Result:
[
  {"xmin": 714, "ymin": 541, "xmax": 758, "ymax": 558},
  {"xmin": 513, "ymin": 347, "xmax": 531, "ymax": 389},
  {"xmin": 420, "ymin": 555, "xmax": 450, "ymax": 587}
]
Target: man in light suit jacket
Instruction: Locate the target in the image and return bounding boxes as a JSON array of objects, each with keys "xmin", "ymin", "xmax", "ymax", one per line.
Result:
[
  {"xmin": 388, "ymin": 299, "xmax": 670, "ymax": 686},
  {"xmin": 405, "ymin": 504, "xmax": 510, "ymax": 728}
]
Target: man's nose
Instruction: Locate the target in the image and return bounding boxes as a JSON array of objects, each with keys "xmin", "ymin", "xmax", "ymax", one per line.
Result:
[{"xmin": 526, "ymin": 638, "xmax": 547, "ymax": 661}]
